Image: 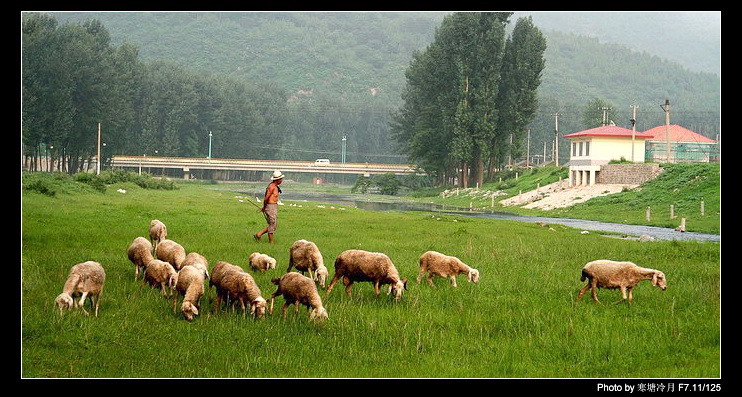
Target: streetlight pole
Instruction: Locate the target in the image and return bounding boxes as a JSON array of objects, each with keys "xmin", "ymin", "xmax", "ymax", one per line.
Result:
[
  {"xmin": 208, "ymin": 131, "xmax": 213, "ymax": 161},
  {"xmin": 96, "ymin": 122, "xmax": 102, "ymax": 175}
]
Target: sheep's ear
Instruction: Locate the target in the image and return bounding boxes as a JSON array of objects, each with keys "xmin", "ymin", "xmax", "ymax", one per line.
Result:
[{"xmin": 402, "ymin": 279, "xmax": 408, "ymax": 290}]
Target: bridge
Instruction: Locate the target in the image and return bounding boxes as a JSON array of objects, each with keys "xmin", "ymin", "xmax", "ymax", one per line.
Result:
[{"xmin": 110, "ymin": 155, "xmax": 422, "ymax": 179}]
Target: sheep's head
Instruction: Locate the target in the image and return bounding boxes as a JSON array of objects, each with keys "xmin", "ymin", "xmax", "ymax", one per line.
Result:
[
  {"xmin": 315, "ymin": 265, "xmax": 329, "ymax": 289},
  {"xmin": 54, "ymin": 293, "xmax": 73, "ymax": 313},
  {"xmin": 310, "ymin": 306, "xmax": 328, "ymax": 321},
  {"xmin": 467, "ymin": 268, "xmax": 480, "ymax": 283},
  {"xmin": 251, "ymin": 297, "xmax": 267, "ymax": 319},
  {"xmin": 267, "ymin": 257, "xmax": 277, "ymax": 270},
  {"xmin": 182, "ymin": 301, "xmax": 198, "ymax": 321},
  {"xmin": 652, "ymin": 271, "xmax": 667, "ymax": 291},
  {"xmin": 387, "ymin": 279, "xmax": 408, "ymax": 301},
  {"xmin": 168, "ymin": 273, "xmax": 179, "ymax": 290}
]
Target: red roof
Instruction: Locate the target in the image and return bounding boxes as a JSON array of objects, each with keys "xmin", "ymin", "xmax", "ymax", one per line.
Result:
[
  {"xmin": 563, "ymin": 125, "xmax": 653, "ymax": 139},
  {"xmin": 642, "ymin": 125, "xmax": 717, "ymax": 144}
]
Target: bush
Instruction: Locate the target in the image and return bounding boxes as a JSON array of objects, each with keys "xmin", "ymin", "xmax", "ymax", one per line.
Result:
[
  {"xmin": 372, "ymin": 173, "xmax": 401, "ymax": 195},
  {"xmin": 24, "ymin": 177, "xmax": 57, "ymax": 197}
]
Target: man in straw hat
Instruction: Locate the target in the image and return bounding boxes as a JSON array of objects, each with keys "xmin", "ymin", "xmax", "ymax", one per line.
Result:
[{"xmin": 253, "ymin": 170, "xmax": 284, "ymax": 243}]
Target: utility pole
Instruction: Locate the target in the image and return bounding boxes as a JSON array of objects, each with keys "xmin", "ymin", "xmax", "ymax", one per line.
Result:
[
  {"xmin": 552, "ymin": 113, "xmax": 560, "ymax": 166},
  {"xmin": 96, "ymin": 122, "xmax": 101, "ymax": 175},
  {"xmin": 526, "ymin": 129, "xmax": 531, "ymax": 168},
  {"xmin": 208, "ymin": 130, "xmax": 213, "ymax": 161},
  {"xmin": 661, "ymin": 99, "xmax": 671, "ymax": 163},
  {"xmin": 630, "ymin": 105, "xmax": 639, "ymax": 162},
  {"xmin": 341, "ymin": 135, "xmax": 347, "ymax": 163},
  {"xmin": 508, "ymin": 133, "xmax": 513, "ymax": 167}
]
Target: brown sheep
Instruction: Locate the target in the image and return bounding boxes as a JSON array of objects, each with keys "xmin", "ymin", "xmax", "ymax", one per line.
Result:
[
  {"xmin": 417, "ymin": 251, "xmax": 480, "ymax": 287},
  {"xmin": 577, "ymin": 260, "xmax": 668, "ymax": 304},
  {"xmin": 326, "ymin": 249, "xmax": 407, "ymax": 301},
  {"xmin": 54, "ymin": 261, "xmax": 106, "ymax": 317},
  {"xmin": 270, "ymin": 272, "xmax": 328, "ymax": 321},
  {"xmin": 148, "ymin": 219, "xmax": 167, "ymax": 253},
  {"xmin": 287, "ymin": 239, "xmax": 327, "ymax": 288},
  {"xmin": 171, "ymin": 265, "xmax": 205, "ymax": 321},
  {"xmin": 144, "ymin": 259, "xmax": 177, "ymax": 297},
  {"xmin": 210, "ymin": 261, "xmax": 266, "ymax": 318},
  {"xmin": 156, "ymin": 239, "xmax": 186, "ymax": 270},
  {"xmin": 127, "ymin": 237, "xmax": 154, "ymax": 281}
]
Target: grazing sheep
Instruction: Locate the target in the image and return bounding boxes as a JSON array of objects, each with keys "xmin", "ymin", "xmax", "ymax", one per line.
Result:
[
  {"xmin": 149, "ymin": 219, "xmax": 167, "ymax": 253},
  {"xmin": 182, "ymin": 252, "xmax": 209, "ymax": 279},
  {"xmin": 144, "ymin": 259, "xmax": 177, "ymax": 297},
  {"xmin": 269, "ymin": 272, "xmax": 328, "ymax": 321},
  {"xmin": 577, "ymin": 260, "xmax": 668, "ymax": 304},
  {"xmin": 314, "ymin": 264, "xmax": 329, "ymax": 289},
  {"xmin": 248, "ymin": 252, "xmax": 277, "ymax": 272},
  {"xmin": 416, "ymin": 251, "xmax": 480, "ymax": 287},
  {"xmin": 171, "ymin": 265, "xmax": 205, "ymax": 321},
  {"xmin": 326, "ymin": 249, "xmax": 408, "ymax": 301},
  {"xmin": 287, "ymin": 239, "xmax": 326, "ymax": 287},
  {"xmin": 127, "ymin": 237, "xmax": 154, "ymax": 281},
  {"xmin": 54, "ymin": 261, "xmax": 106, "ymax": 317},
  {"xmin": 210, "ymin": 261, "xmax": 266, "ymax": 318},
  {"xmin": 156, "ymin": 239, "xmax": 186, "ymax": 270}
]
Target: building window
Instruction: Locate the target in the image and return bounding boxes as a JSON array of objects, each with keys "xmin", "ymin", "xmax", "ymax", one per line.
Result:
[
  {"xmin": 585, "ymin": 141, "xmax": 590, "ymax": 156},
  {"xmin": 572, "ymin": 142, "xmax": 576, "ymax": 157},
  {"xmin": 579, "ymin": 142, "xmax": 583, "ymax": 156}
]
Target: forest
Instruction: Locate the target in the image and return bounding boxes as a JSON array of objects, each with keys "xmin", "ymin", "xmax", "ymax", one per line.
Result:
[{"xmin": 22, "ymin": 12, "xmax": 720, "ymax": 179}]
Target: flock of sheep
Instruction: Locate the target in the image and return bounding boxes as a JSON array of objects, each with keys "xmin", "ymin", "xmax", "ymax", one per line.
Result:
[{"xmin": 54, "ymin": 219, "xmax": 669, "ymax": 321}]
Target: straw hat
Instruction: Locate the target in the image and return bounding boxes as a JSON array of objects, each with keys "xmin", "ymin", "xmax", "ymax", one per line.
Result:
[{"xmin": 271, "ymin": 170, "xmax": 285, "ymax": 180}]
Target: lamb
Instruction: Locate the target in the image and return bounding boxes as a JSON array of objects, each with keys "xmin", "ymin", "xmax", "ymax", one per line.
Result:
[
  {"xmin": 326, "ymin": 249, "xmax": 407, "ymax": 301},
  {"xmin": 210, "ymin": 261, "xmax": 266, "ymax": 318},
  {"xmin": 54, "ymin": 261, "xmax": 106, "ymax": 317},
  {"xmin": 156, "ymin": 239, "xmax": 186, "ymax": 270},
  {"xmin": 416, "ymin": 251, "xmax": 480, "ymax": 287},
  {"xmin": 287, "ymin": 239, "xmax": 327, "ymax": 288},
  {"xmin": 269, "ymin": 272, "xmax": 328, "ymax": 321},
  {"xmin": 577, "ymin": 260, "xmax": 668, "ymax": 304},
  {"xmin": 248, "ymin": 252, "xmax": 276, "ymax": 272},
  {"xmin": 171, "ymin": 265, "xmax": 205, "ymax": 321},
  {"xmin": 144, "ymin": 259, "xmax": 177, "ymax": 297},
  {"xmin": 127, "ymin": 237, "xmax": 154, "ymax": 281},
  {"xmin": 148, "ymin": 219, "xmax": 167, "ymax": 254}
]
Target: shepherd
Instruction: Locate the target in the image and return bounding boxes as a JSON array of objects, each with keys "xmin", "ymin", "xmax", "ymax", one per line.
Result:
[{"xmin": 253, "ymin": 170, "xmax": 284, "ymax": 243}]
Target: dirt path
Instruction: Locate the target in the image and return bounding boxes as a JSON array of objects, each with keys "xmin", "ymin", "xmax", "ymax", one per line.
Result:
[{"xmin": 499, "ymin": 180, "xmax": 637, "ymax": 210}]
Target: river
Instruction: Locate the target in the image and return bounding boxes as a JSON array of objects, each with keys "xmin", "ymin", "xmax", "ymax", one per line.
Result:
[{"xmin": 238, "ymin": 190, "xmax": 720, "ymax": 243}]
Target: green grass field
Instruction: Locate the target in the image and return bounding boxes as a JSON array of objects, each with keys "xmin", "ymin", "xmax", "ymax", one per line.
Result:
[{"xmin": 21, "ymin": 179, "xmax": 720, "ymax": 378}]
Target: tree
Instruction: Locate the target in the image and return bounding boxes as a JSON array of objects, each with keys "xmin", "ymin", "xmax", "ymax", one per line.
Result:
[{"xmin": 582, "ymin": 98, "xmax": 616, "ymax": 129}]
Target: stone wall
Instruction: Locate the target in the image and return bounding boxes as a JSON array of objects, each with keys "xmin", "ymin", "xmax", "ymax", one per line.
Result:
[{"xmin": 597, "ymin": 163, "xmax": 662, "ymax": 184}]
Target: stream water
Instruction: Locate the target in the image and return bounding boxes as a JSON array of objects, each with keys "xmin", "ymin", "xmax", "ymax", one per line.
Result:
[{"xmin": 238, "ymin": 190, "xmax": 720, "ymax": 243}]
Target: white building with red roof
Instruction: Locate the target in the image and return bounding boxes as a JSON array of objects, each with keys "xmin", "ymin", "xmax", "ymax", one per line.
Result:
[{"xmin": 563, "ymin": 125, "xmax": 653, "ymax": 186}]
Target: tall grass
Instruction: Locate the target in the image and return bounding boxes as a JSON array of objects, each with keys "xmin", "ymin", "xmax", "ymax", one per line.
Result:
[{"xmin": 21, "ymin": 181, "xmax": 720, "ymax": 378}]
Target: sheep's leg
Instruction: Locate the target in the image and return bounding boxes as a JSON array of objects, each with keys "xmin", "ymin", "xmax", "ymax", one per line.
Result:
[
  {"xmin": 326, "ymin": 274, "xmax": 341, "ymax": 295},
  {"xmin": 78, "ymin": 292, "xmax": 90, "ymax": 316},
  {"xmin": 628, "ymin": 288, "xmax": 634, "ymax": 304},
  {"xmin": 282, "ymin": 303, "xmax": 289, "ymax": 319},
  {"xmin": 173, "ymin": 292, "xmax": 179, "ymax": 314},
  {"xmin": 426, "ymin": 274, "xmax": 435, "ymax": 287},
  {"xmin": 590, "ymin": 279, "xmax": 600, "ymax": 303},
  {"xmin": 577, "ymin": 284, "xmax": 591, "ymax": 301},
  {"xmin": 614, "ymin": 287, "xmax": 628, "ymax": 305},
  {"xmin": 374, "ymin": 281, "xmax": 380, "ymax": 296},
  {"xmin": 345, "ymin": 281, "xmax": 354, "ymax": 297},
  {"xmin": 416, "ymin": 269, "xmax": 425, "ymax": 284},
  {"xmin": 450, "ymin": 276, "xmax": 458, "ymax": 287},
  {"xmin": 294, "ymin": 301, "xmax": 300, "ymax": 314},
  {"xmin": 94, "ymin": 293, "xmax": 101, "ymax": 317}
]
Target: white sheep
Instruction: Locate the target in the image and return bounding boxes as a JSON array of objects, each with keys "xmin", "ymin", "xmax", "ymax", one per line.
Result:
[
  {"xmin": 287, "ymin": 239, "xmax": 327, "ymax": 288},
  {"xmin": 156, "ymin": 239, "xmax": 186, "ymax": 270},
  {"xmin": 269, "ymin": 272, "xmax": 328, "ymax": 321},
  {"xmin": 416, "ymin": 251, "xmax": 480, "ymax": 287},
  {"xmin": 326, "ymin": 249, "xmax": 407, "ymax": 301},
  {"xmin": 210, "ymin": 261, "xmax": 266, "ymax": 318},
  {"xmin": 171, "ymin": 265, "xmax": 205, "ymax": 321},
  {"xmin": 248, "ymin": 252, "xmax": 276, "ymax": 272},
  {"xmin": 54, "ymin": 261, "xmax": 106, "ymax": 317},
  {"xmin": 127, "ymin": 237, "xmax": 154, "ymax": 281},
  {"xmin": 149, "ymin": 219, "xmax": 167, "ymax": 253},
  {"xmin": 144, "ymin": 259, "xmax": 177, "ymax": 297},
  {"xmin": 577, "ymin": 259, "xmax": 668, "ymax": 304}
]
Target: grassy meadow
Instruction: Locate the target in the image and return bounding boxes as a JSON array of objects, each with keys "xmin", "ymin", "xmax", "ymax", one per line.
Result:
[{"xmin": 21, "ymin": 177, "xmax": 720, "ymax": 378}]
